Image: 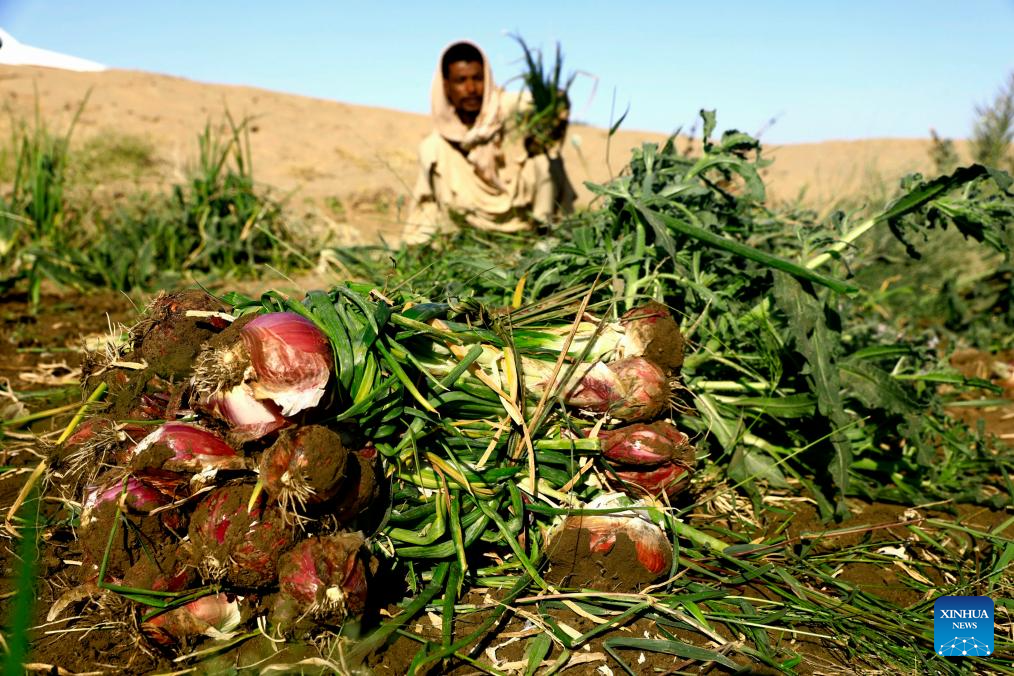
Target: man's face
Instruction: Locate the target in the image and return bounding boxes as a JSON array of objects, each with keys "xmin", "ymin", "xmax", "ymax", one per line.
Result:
[{"xmin": 444, "ymin": 60, "xmax": 484, "ymax": 115}]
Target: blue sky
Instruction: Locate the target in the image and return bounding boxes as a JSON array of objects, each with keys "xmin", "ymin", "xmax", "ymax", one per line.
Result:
[{"xmin": 2, "ymin": 1, "xmax": 1012, "ymax": 144}]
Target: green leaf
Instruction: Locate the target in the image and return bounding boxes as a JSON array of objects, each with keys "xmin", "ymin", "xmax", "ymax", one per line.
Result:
[
  {"xmin": 632, "ymin": 200, "xmax": 856, "ymax": 294},
  {"xmin": 719, "ymin": 130, "xmax": 760, "ymax": 154},
  {"xmin": 729, "ymin": 446, "xmax": 790, "ymax": 488},
  {"xmin": 772, "ymin": 273, "xmax": 852, "ymax": 515},
  {"xmin": 990, "ymin": 542, "xmax": 1014, "ymax": 589},
  {"xmin": 878, "ymin": 165, "xmax": 989, "ymax": 223},
  {"xmin": 700, "ymin": 109, "xmax": 717, "ymax": 145},
  {"xmin": 524, "ymin": 633, "xmax": 552, "ymax": 676},
  {"xmin": 685, "ymin": 154, "xmax": 766, "ymax": 202},
  {"xmin": 839, "ymin": 359, "xmax": 918, "ymax": 414},
  {"xmin": 692, "ymin": 393, "xmax": 741, "ymax": 451},
  {"xmin": 609, "ymin": 103, "xmax": 630, "ymax": 137},
  {"xmin": 304, "ymin": 290, "xmax": 354, "ymax": 395},
  {"xmin": 725, "ymin": 393, "xmax": 816, "ymax": 418}
]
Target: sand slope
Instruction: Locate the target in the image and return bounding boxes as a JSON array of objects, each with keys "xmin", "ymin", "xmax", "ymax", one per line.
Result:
[{"xmin": 0, "ymin": 65, "xmax": 966, "ymax": 241}]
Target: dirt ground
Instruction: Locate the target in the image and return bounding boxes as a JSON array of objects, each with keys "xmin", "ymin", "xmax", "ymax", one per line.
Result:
[{"xmin": 0, "ymin": 289, "xmax": 1011, "ymax": 674}]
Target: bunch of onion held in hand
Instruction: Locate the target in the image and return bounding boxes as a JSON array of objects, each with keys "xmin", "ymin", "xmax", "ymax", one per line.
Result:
[{"xmin": 511, "ymin": 33, "xmax": 576, "ymax": 156}]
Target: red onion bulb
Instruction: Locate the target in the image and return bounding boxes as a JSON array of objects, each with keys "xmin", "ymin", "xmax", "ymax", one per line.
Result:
[
  {"xmin": 193, "ymin": 312, "xmax": 332, "ymax": 441},
  {"xmin": 128, "ymin": 423, "xmax": 245, "ymax": 474},
  {"xmin": 564, "ymin": 357, "xmax": 670, "ymax": 421},
  {"xmin": 275, "ymin": 533, "xmax": 368, "ymax": 623},
  {"xmin": 142, "ymin": 593, "xmax": 241, "ymax": 647},
  {"xmin": 188, "ymin": 485, "xmax": 292, "ymax": 587},
  {"xmin": 259, "ymin": 425, "xmax": 348, "ymax": 514}
]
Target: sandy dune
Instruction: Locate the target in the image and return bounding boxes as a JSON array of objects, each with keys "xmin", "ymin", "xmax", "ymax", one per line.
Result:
[{"xmin": 0, "ymin": 65, "xmax": 966, "ymax": 242}]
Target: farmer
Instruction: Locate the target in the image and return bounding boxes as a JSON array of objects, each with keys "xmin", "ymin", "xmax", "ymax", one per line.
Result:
[{"xmin": 402, "ymin": 40, "xmax": 575, "ymax": 244}]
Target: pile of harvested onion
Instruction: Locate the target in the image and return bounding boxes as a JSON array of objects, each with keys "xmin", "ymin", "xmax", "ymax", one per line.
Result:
[
  {"xmin": 59, "ymin": 287, "xmax": 697, "ymax": 656},
  {"xmin": 67, "ymin": 291, "xmax": 379, "ymax": 647}
]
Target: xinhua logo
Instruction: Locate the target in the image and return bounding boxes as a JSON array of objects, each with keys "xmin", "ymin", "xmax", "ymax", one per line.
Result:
[{"xmin": 934, "ymin": 596, "xmax": 993, "ymax": 657}]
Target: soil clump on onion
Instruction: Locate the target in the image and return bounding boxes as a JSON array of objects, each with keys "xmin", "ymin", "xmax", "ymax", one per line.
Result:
[
  {"xmin": 192, "ymin": 312, "xmax": 257, "ymax": 388},
  {"xmin": 260, "ymin": 425, "xmax": 349, "ymax": 512},
  {"xmin": 134, "ymin": 290, "xmax": 231, "ymax": 379},
  {"xmin": 78, "ymin": 501, "xmax": 178, "ymax": 582},
  {"xmin": 128, "ymin": 441, "xmax": 175, "ymax": 473},
  {"xmin": 331, "ymin": 450, "xmax": 381, "ymax": 523},
  {"xmin": 620, "ymin": 301, "xmax": 685, "ymax": 374},
  {"xmin": 83, "ymin": 292, "xmax": 235, "ymax": 420},
  {"xmin": 122, "ymin": 547, "xmax": 195, "ymax": 592},
  {"xmin": 189, "ymin": 483, "xmax": 293, "ymax": 588},
  {"xmin": 545, "ymin": 521, "xmax": 668, "ymax": 590}
]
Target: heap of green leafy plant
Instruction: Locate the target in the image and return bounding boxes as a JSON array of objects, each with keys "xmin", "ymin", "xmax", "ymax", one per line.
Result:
[
  {"xmin": 335, "ymin": 110, "xmax": 1014, "ymax": 521},
  {"xmin": 261, "ymin": 110, "xmax": 1014, "ymax": 673}
]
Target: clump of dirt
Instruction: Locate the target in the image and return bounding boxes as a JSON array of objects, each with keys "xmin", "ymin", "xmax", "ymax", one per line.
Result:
[
  {"xmin": 128, "ymin": 440, "xmax": 175, "ymax": 473},
  {"xmin": 81, "ymin": 289, "xmax": 236, "ymax": 421},
  {"xmin": 199, "ymin": 309, "xmax": 255, "ymax": 351},
  {"xmin": 837, "ymin": 562, "xmax": 928, "ymax": 607},
  {"xmin": 134, "ymin": 289, "xmax": 230, "ymax": 379},
  {"xmin": 78, "ymin": 502, "xmax": 176, "ymax": 582},
  {"xmin": 186, "ymin": 312, "xmax": 262, "ymax": 404},
  {"xmin": 332, "ymin": 450, "xmax": 380, "ymax": 523},
  {"xmin": 621, "ymin": 300, "xmax": 685, "ymax": 373},
  {"xmin": 545, "ymin": 520, "xmax": 666, "ymax": 590},
  {"xmin": 122, "ymin": 546, "xmax": 195, "ymax": 592},
  {"xmin": 51, "ymin": 417, "xmax": 149, "ymax": 482},
  {"xmin": 180, "ymin": 633, "xmax": 324, "ymax": 673}
]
